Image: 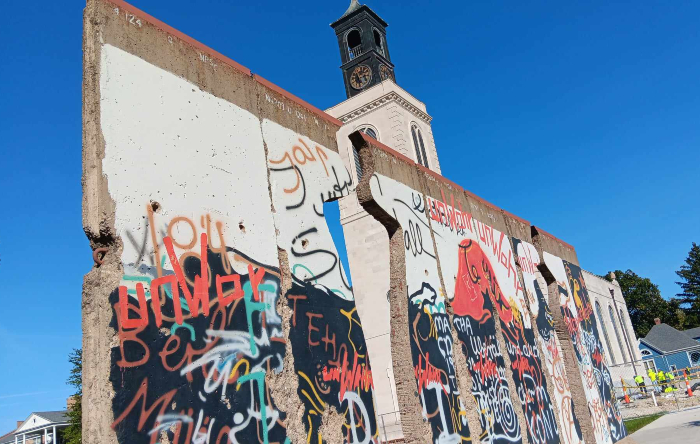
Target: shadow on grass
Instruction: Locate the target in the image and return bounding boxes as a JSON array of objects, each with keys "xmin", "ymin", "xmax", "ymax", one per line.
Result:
[{"xmin": 624, "ymin": 413, "xmax": 664, "ymax": 434}]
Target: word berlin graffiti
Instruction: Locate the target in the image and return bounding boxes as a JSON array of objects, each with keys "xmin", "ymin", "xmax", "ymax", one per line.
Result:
[
  {"xmin": 370, "ymin": 174, "xmax": 471, "ymax": 444},
  {"xmin": 543, "ymin": 253, "xmax": 627, "ymax": 444},
  {"xmin": 426, "ymin": 194, "xmax": 559, "ymax": 444},
  {"xmin": 513, "ymin": 239, "xmax": 584, "ymax": 444},
  {"xmin": 100, "ymin": 42, "xmax": 378, "ymax": 443}
]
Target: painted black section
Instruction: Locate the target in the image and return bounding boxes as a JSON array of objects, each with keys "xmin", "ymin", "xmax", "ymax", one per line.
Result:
[
  {"xmin": 109, "ymin": 247, "xmax": 287, "ymax": 443},
  {"xmin": 286, "ymin": 277, "xmax": 378, "ymax": 443}
]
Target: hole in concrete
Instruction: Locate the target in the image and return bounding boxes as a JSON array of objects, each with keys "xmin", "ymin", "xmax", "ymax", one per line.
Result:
[
  {"xmin": 301, "ymin": 239, "xmax": 309, "ymax": 249},
  {"xmin": 424, "ymin": 269, "xmax": 429, "ymax": 276},
  {"xmin": 150, "ymin": 201, "xmax": 161, "ymax": 212},
  {"xmin": 239, "ymin": 222, "xmax": 246, "ymax": 233}
]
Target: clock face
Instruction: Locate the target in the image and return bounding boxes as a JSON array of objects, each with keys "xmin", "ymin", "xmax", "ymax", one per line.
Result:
[
  {"xmin": 379, "ymin": 64, "xmax": 393, "ymax": 81},
  {"xmin": 350, "ymin": 65, "xmax": 372, "ymax": 90}
]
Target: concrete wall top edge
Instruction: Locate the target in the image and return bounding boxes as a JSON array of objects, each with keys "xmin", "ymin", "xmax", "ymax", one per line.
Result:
[
  {"xmin": 352, "ymin": 132, "xmax": 583, "ymax": 251},
  {"xmin": 96, "ymin": 0, "xmax": 342, "ymax": 129}
]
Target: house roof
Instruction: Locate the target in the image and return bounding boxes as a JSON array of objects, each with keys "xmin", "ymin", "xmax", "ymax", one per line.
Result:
[
  {"xmin": 642, "ymin": 323, "xmax": 700, "ymax": 353},
  {"xmin": 34, "ymin": 411, "xmax": 69, "ymax": 423},
  {"xmin": 0, "ymin": 430, "xmax": 16, "ymax": 444},
  {"xmin": 684, "ymin": 327, "xmax": 700, "ymax": 339}
]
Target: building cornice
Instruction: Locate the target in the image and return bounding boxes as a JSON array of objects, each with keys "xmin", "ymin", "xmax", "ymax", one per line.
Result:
[{"xmin": 336, "ymin": 91, "xmax": 432, "ymax": 125}]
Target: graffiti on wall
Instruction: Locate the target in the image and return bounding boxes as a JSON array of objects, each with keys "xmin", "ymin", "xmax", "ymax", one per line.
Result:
[
  {"xmin": 100, "ymin": 43, "xmax": 378, "ymax": 443},
  {"xmin": 110, "ymin": 208, "xmax": 289, "ymax": 444},
  {"xmin": 425, "ymin": 193, "xmax": 560, "ymax": 444},
  {"xmin": 543, "ymin": 253, "xmax": 626, "ymax": 444},
  {"xmin": 370, "ymin": 174, "xmax": 472, "ymax": 444},
  {"xmin": 513, "ymin": 239, "xmax": 584, "ymax": 444},
  {"xmin": 266, "ymin": 120, "xmax": 379, "ymax": 443}
]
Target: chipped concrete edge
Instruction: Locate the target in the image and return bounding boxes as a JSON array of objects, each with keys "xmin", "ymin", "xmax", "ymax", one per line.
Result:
[{"xmin": 352, "ymin": 131, "xmax": 431, "ymax": 444}]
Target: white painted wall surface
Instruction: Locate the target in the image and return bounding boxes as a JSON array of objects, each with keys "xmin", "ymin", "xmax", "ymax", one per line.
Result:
[{"xmin": 101, "ymin": 44, "xmax": 279, "ymax": 272}]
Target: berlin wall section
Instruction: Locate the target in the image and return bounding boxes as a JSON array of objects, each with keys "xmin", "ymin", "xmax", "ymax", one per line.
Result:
[
  {"xmin": 352, "ymin": 132, "xmax": 633, "ymax": 444},
  {"xmin": 82, "ymin": 1, "xmax": 380, "ymax": 443}
]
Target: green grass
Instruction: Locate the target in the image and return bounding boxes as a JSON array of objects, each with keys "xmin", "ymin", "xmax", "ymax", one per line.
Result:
[{"xmin": 624, "ymin": 413, "xmax": 664, "ymax": 434}]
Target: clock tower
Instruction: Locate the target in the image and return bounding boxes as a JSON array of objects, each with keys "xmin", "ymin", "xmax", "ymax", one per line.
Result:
[
  {"xmin": 331, "ymin": 0, "xmax": 395, "ymax": 98},
  {"xmin": 326, "ymin": 3, "xmax": 442, "ymax": 436}
]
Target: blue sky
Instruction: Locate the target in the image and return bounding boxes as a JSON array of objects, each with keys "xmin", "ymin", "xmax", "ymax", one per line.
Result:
[{"xmin": 1, "ymin": 0, "xmax": 698, "ymax": 433}]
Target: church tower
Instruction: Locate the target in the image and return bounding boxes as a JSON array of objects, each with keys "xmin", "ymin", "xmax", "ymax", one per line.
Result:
[
  {"xmin": 331, "ymin": 0, "xmax": 395, "ymax": 98},
  {"xmin": 325, "ymin": 2, "xmax": 442, "ymax": 439}
]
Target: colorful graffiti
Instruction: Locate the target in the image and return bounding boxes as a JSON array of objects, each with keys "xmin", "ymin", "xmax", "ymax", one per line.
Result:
[
  {"xmin": 513, "ymin": 239, "xmax": 584, "ymax": 444},
  {"xmin": 111, "ymin": 209, "xmax": 288, "ymax": 444},
  {"xmin": 370, "ymin": 174, "xmax": 471, "ymax": 444},
  {"xmin": 543, "ymin": 253, "xmax": 626, "ymax": 443},
  {"xmin": 101, "ymin": 44, "xmax": 379, "ymax": 441},
  {"xmin": 425, "ymin": 193, "xmax": 561, "ymax": 444},
  {"xmin": 267, "ymin": 120, "xmax": 379, "ymax": 443}
]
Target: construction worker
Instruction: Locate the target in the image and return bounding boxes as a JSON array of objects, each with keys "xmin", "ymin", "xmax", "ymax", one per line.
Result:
[
  {"xmin": 667, "ymin": 370, "xmax": 676, "ymax": 390},
  {"xmin": 658, "ymin": 369, "xmax": 667, "ymax": 392},
  {"xmin": 634, "ymin": 374, "xmax": 647, "ymax": 394},
  {"xmin": 648, "ymin": 367, "xmax": 659, "ymax": 393}
]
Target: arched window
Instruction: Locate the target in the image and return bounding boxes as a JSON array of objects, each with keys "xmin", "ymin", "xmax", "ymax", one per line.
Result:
[
  {"xmin": 353, "ymin": 126, "xmax": 378, "ymax": 180},
  {"xmin": 347, "ymin": 29, "xmax": 362, "ymax": 60},
  {"xmin": 373, "ymin": 29, "xmax": 384, "ymax": 55},
  {"xmin": 411, "ymin": 124, "xmax": 429, "ymax": 168},
  {"xmin": 619, "ymin": 308, "xmax": 635, "ymax": 358},
  {"xmin": 595, "ymin": 301, "xmax": 616, "ymax": 365},
  {"xmin": 609, "ymin": 305, "xmax": 628, "ymax": 363}
]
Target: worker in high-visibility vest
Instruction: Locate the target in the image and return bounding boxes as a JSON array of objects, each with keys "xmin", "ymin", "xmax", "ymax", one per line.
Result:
[
  {"xmin": 658, "ymin": 369, "xmax": 667, "ymax": 391},
  {"xmin": 634, "ymin": 374, "xmax": 647, "ymax": 393},
  {"xmin": 667, "ymin": 371, "xmax": 677, "ymax": 390},
  {"xmin": 648, "ymin": 368, "xmax": 659, "ymax": 392}
]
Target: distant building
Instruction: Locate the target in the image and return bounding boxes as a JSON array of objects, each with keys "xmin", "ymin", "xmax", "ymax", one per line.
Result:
[
  {"xmin": 639, "ymin": 319, "xmax": 700, "ymax": 373},
  {"xmin": 0, "ymin": 411, "xmax": 68, "ymax": 444},
  {"xmin": 583, "ymin": 271, "xmax": 642, "ymax": 382}
]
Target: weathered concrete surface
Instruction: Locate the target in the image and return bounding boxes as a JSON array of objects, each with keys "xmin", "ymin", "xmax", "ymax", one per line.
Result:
[
  {"xmin": 629, "ymin": 406, "xmax": 700, "ymax": 444},
  {"xmin": 82, "ymin": 1, "xmax": 378, "ymax": 443}
]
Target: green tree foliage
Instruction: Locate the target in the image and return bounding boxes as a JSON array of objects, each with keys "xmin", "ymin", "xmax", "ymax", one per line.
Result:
[
  {"xmin": 675, "ymin": 242, "xmax": 700, "ymax": 327},
  {"xmin": 609, "ymin": 270, "xmax": 683, "ymax": 337},
  {"xmin": 64, "ymin": 348, "xmax": 82, "ymax": 444}
]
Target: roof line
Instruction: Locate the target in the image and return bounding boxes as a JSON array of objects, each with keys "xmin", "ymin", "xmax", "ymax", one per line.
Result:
[{"xmin": 102, "ymin": 0, "xmax": 342, "ymax": 128}]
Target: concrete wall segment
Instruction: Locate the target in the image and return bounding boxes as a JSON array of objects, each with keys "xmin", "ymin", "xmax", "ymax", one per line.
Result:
[{"xmin": 83, "ymin": 2, "xmax": 379, "ymax": 443}]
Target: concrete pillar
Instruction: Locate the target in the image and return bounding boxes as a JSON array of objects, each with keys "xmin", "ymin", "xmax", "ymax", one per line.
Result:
[
  {"xmin": 22, "ymin": 433, "xmax": 25, "ymax": 444},
  {"xmin": 52, "ymin": 427, "xmax": 56, "ymax": 444}
]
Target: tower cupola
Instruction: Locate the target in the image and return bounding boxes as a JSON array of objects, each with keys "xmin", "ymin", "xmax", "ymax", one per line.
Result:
[{"xmin": 331, "ymin": 1, "xmax": 394, "ymax": 98}]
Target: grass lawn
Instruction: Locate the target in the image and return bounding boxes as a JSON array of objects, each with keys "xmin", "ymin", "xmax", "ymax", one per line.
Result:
[{"xmin": 624, "ymin": 413, "xmax": 664, "ymax": 434}]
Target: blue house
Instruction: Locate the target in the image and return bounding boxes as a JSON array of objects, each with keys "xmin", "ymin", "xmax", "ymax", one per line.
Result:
[{"xmin": 638, "ymin": 320, "xmax": 700, "ymax": 374}]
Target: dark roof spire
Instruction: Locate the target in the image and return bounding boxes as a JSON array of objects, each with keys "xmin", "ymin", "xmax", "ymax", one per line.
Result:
[{"xmin": 343, "ymin": 0, "xmax": 362, "ymax": 18}]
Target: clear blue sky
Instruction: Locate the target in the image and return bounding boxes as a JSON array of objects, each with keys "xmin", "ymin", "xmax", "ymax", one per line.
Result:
[{"xmin": 1, "ymin": 0, "xmax": 698, "ymax": 433}]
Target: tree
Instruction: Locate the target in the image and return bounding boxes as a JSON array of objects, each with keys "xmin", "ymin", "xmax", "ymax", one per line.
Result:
[
  {"xmin": 64, "ymin": 348, "xmax": 82, "ymax": 444},
  {"xmin": 609, "ymin": 269, "xmax": 682, "ymax": 337},
  {"xmin": 675, "ymin": 242, "xmax": 700, "ymax": 327}
]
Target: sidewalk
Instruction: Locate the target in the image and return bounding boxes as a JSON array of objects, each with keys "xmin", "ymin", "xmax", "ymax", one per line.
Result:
[{"xmin": 628, "ymin": 406, "xmax": 700, "ymax": 444}]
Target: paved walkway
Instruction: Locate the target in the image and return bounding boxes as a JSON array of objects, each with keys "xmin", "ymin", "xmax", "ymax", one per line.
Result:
[{"xmin": 629, "ymin": 406, "xmax": 700, "ymax": 444}]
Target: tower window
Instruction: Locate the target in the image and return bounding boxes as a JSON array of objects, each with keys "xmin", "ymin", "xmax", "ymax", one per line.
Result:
[
  {"xmin": 347, "ymin": 29, "xmax": 362, "ymax": 60},
  {"xmin": 373, "ymin": 29, "xmax": 384, "ymax": 55},
  {"xmin": 411, "ymin": 124, "xmax": 429, "ymax": 168},
  {"xmin": 353, "ymin": 126, "xmax": 378, "ymax": 181}
]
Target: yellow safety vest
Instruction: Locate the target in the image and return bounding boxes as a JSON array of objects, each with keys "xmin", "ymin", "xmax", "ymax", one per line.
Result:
[
  {"xmin": 648, "ymin": 371, "xmax": 656, "ymax": 381},
  {"xmin": 658, "ymin": 372, "xmax": 666, "ymax": 381},
  {"xmin": 635, "ymin": 376, "xmax": 644, "ymax": 384}
]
